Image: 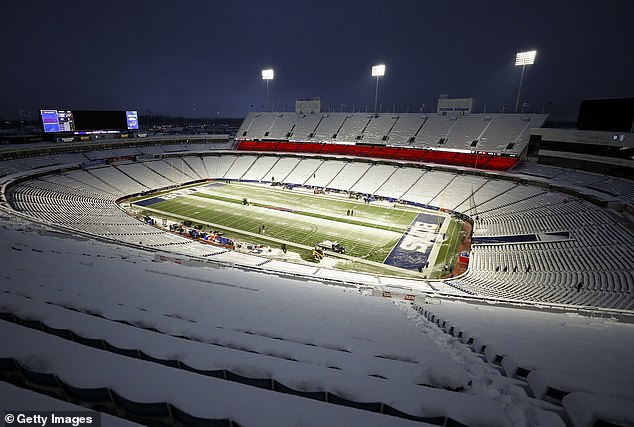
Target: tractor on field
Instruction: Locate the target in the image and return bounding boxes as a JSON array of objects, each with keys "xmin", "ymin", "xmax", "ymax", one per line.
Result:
[{"xmin": 316, "ymin": 240, "xmax": 346, "ymax": 254}]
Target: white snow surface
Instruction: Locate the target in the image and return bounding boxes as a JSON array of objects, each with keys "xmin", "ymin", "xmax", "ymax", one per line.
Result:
[
  {"xmin": 0, "ymin": 222, "xmax": 572, "ymax": 426},
  {"xmin": 0, "ymin": 381, "xmax": 139, "ymax": 426},
  {"xmin": 563, "ymin": 392, "xmax": 634, "ymax": 427},
  {"xmin": 421, "ymin": 299, "xmax": 634, "ymax": 424}
]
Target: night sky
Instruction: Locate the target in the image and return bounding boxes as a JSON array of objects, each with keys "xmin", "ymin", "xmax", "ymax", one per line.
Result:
[{"xmin": 2, "ymin": 0, "xmax": 633, "ymax": 121}]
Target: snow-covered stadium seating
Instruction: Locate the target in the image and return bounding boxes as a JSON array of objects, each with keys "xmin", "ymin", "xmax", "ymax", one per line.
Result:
[
  {"xmin": 236, "ymin": 112, "xmax": 548, "ymax": 160},
  {"xmin": 4, "ymin": 149, "xmax": 633, "ymax": 311},
  {"xmin": 1, "ymin": 140, "xmax": 633, "ymax": 426}
]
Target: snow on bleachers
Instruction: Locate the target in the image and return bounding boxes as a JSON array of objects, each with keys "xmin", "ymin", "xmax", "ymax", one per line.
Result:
[
  {"xmin": 266, "ymin": 114, "xmax": 297, "ymax": 139},
  {"xmin": 414, "ymin": 116, "xmax": 453, "ymax": 145},
  {"xmin": 327, "ymin": 162, "xmax": 372, "ymax": 191},
  {"xmin": 362, "ymin": 114, "xmax": 398, "ymax": 144},
  {"xmin": 266, "ymin": 157, "xmax": 300, "ymax": 182},
  {"xmin": 563, "ymin": 392, "xmax": 634, "ymax": 427},
  {"xmin": 375, "ymin": 167, "xmax": 425, "ymax": 200},
  {"xmin": 551, "ymin": 169, "xmax": 607, "ymax": 188},
  {"xmin": 63, "ymin": 169, "xmax": 120, "ymax": 199},
  {"xmin": 418, "ymin": 300, "xmax": 634, "ymax": 414},
  {"xmin": 289, "ymin": 114, "xmax": 322, "ymax": 139},
  {"xmin": 110, "ymin": 147, "xmax": 144, "ymax": 157},
  {"xmin": 0, "ymin": 229, "xmax": 565, "ymax": 427},
  {"xmin": 0, "ymin": 381, "xmax": 135, "ymax": 426},
  {"xmin": 151, "ymin": 158, "xmax": 198, "ymax": 182},
  {"xmin": 137, "ymin": 145, "xmax": 166, "ymax": 156},
  {"xmin": 283, "ymin": 158, "xmax": 323, "ymax": 184},
  {"xmin": 312, "ymin": 113, "xmax": 347, "ymax": 140},
  {"xmin": 87, "ymin": 166, "xmax": 148, "ymax": 195},
  {"xmin": 236, "ymin": 112, "xmax": 548, "ymax": 156},
  {"xmin": 39, "ymin": 174, "xmax": 115, "ymax": 201},
  {"xmin": 241, "ymin": 156, "xmax": 279, "ymax": 181},
  {"xmin": 350, "ymin": 164, "xmax": 397, "ymax": 194},
  {"xmin": 117, "ymin": 162, "xmax": 175, "ymax": 189},
  {"xmin": 203, "ymin": 154, "xmax": 236, "ymax": 178},
  {"xmin": 387, "ymin": 115, "xmax": 426, "ymax": 146},
  {"xmin": 512, "ymin": 160, "xmax": 564, "ymax": 178},
  {"xmin": 0, "ymin": 153, "xmax": 86, "ymax": 176},
  {"xmin": 444, "ymin": 116, "xmax": 489, "ymax": 149},
  {"xmin": 402, "ymin": 170, "xmax": 455, "ymax": 205},
  {"xmin": 3, "ymin": 150, "xmax": 633, "ymax": 313},
  {"xmin": 174, "ymin": 156, "xmax": 204, "ymax": 180},
  {"xmin": 303, "ymin": 160, "xmax": 346, "ymax": 187},
  {"xmin": 590, "ymin": 176, "xmax": 634, "ymax": 201},
  {"xmin": 181, "ymin": 155, "xmax": 206, "ymax": 180},
  {"xmin": 469, "ymin": 184, "xmax": 545, "ymax": 216},
  {"xmin": 335, "ymin": 115, "xmax": 371, "ymax": 143},
  {"xmin": 82, "ymin": 149, "xmax": 118, "ymax": 160},
  {"xmin": 438, "ymin": 174, "xmax": 489, "ymax": 210},
  {"xmin": 479, "ymin": 115, "xmax": 533, "ymax": 153},
  {"xmin": 237, "ymin": 113, "xmax": 277, "ymax": 140},
  {"xmin": 221, "ymin": 155, "xmax": 257, "ymax": 180},
  {"xmin": 454, "ymin": 180, "xmax": 518, "ymax": 213},
  {"xmin": 459, "ymin": 241, "xmax": 634, "ymax": 309}
]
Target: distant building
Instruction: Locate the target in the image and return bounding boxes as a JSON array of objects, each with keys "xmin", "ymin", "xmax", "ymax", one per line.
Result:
[
  {"xmin": 529, "ymin": 98, "xmax": 634, "ymax": 178},
  {"xmin": 296, "ymin": 98, "xmax": 321, "ymax": 114},
  {"xmin": 437, "ymin": 94, "xmax": 475, "ymax": 115}
]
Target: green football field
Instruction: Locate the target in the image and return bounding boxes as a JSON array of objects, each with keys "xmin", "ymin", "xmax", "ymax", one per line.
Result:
[
  {"xmin": 138, "ymin": 182, "xmax": 422, "ymax": 263},
  {"xmin": 131, "ymin": 181, "xmax": 468, "ymax": 278}
]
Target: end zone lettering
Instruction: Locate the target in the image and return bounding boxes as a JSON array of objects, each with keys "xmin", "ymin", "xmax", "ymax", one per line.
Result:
[{"xmin": 399, "ymin": 221, "xmax": 436, "ymax": 252}]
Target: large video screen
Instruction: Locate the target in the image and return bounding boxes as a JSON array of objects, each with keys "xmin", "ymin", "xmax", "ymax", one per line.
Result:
[
  {"xmin": 126, "ymin": 110, "xmax": 139, "ymax": 130},
  {"xmin": 577, "ymin": 98, "xmax": 634, "ymax": 132},
  {"xmin": 41, "ymin": 110, "xmax": 74, "ymax": 133},
  {"xmin": 40, "ymin": 110, "xmax": 139, "ymax": 133}
]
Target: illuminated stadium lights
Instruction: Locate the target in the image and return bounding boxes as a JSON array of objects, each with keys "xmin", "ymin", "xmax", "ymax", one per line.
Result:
[
  {"xmin": 371, "ymin": 64, "xmax": 385, "ymax": 77},
  {"xmin": 261, "ymin": 68, "xmax": 274, "ymax": 80},
  {"xmin": 514, "ymin": 50, "xmax": 536, "ymax": 113},
  {"xmin": 515, "ymin": 50, "xmax": 536, "ymax": 66},
  {"xmin": 372, "ymin": 64, "xmax": 386, "ymax": 113},
  {"xmin": 261, "ymin": 68, "xmax": 274, "ymax": 112}
]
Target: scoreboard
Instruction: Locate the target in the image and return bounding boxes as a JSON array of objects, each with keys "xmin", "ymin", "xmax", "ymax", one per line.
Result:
[{"xmin": 40, "ymin": 109, "xmax": 139, "ymax": 133}]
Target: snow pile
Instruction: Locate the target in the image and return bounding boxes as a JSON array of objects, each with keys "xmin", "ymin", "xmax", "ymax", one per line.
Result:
[{"xmin": 400, "ymin": 302, "xmax": 566, "ymax": 427}]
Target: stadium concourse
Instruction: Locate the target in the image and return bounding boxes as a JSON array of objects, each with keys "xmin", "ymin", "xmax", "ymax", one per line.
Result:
[{"xmin": 0, "ymin": 118, "xmax": 633, "ymax": 426}]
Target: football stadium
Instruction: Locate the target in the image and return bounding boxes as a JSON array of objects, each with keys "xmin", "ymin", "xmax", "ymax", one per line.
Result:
[
  {"xmin": 1, "ymin": 102, "xmax": 634, "ymax": 426},
  {"xmin": 2, "ymin": 3, "xmax": 634, "ymax": 427}
]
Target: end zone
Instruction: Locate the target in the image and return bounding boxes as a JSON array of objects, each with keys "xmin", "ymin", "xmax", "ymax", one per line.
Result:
[{"xmin": 383, "ymin": 213, "xmax": 442, "ymax": 271}]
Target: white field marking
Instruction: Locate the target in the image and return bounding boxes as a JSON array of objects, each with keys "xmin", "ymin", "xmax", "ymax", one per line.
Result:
[
  {"xmin": 199, "ymin": 182, "xmax": 420, "ymax": 229},
  {"xmin": 180, "ymin": 194, "xmax": 402, "ymax": 242}
]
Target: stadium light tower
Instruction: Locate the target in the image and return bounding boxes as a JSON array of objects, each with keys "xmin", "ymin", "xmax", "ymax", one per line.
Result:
[
  {"xmin": 514, "ymin": 50, "xmax": 536, "ymax": 113},
  {"xmin": 372, "ymin": 64, "xmax": 386, "ymax": 113},
  {"xmin": 261, "ymin": 68, "xmax": 274, "ymax": 112}
]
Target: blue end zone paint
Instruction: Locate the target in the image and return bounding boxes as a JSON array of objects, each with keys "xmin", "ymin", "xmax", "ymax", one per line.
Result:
[
  {"xmin": 384, "ymin": 213, "xmax": 439, "ymax": 271},
  {"xmin": 133, "ymin": 197, "xmax": 166, "ymax": 207}
]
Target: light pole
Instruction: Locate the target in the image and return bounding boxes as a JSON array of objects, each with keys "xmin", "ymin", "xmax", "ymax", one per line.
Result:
[
  {"xmin": 261, "ymin": 68, "xmax": 274, "ymax": 112},
  {"xmin": 372, "ymin": 64, "xmax": 385, "ymax": 113},
  {"xmin": 542, "ymin": 101, "xmax": 552, "ymax": 114},
  {"xmin": 514, "ymin": 50, "xmax": 536, "ymax": 113}
]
